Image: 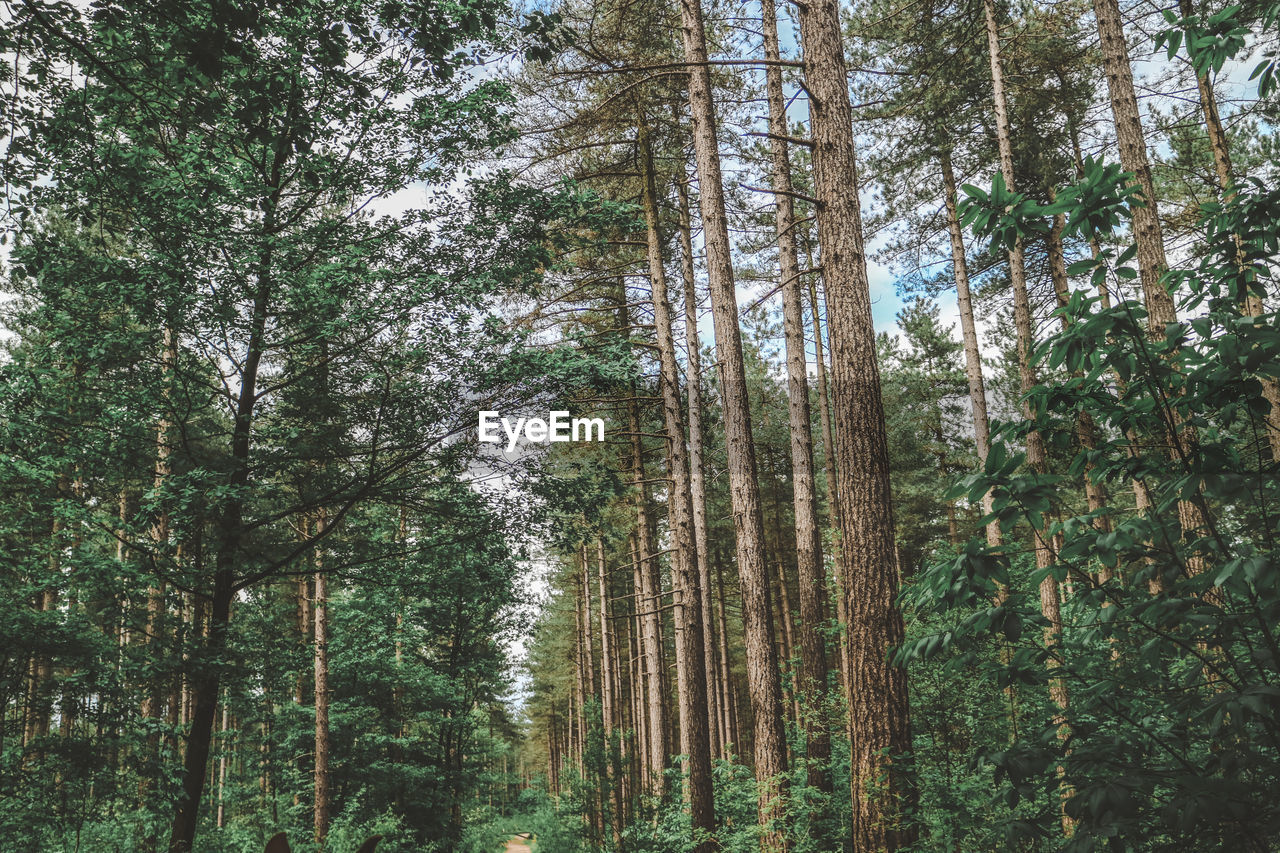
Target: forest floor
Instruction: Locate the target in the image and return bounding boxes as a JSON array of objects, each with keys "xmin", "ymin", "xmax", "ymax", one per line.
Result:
[{"xmin": 502, "ymin": 833, "xmax": 533, "ymax": 852}]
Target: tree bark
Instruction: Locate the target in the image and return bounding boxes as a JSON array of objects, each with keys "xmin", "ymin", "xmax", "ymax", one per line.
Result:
[
  {"xmin": 711, "ymin": 546, "xmax": 741, "ymax": 758},
  {"xmin": 628, "ymin": 533, "xmax": 652, "ymax": 793},
  {"xmin": 677, "ymin": 174, "xmax": 724, "ymax": 762},
  {"xmin": 761, "ymin": 0, "xmax": 832, "ymax": 798},
  {"xmin": 627, "ymin": 390, "xmax": 670, "ymax": 792},
  {"xmin": 1093, "ymin": 0, "xmax": 1213, "ymax": 590},
  {"xmin": 941, "ymin": 152, "xmax": 1000, "ymax": 549},
  {"xmin": 142, "ymin": 328, "xmax": 177, "ymax": 755},
  {"xmin": 167, "ymin": 568, "xmax": 233, "ymax": 853},
  {"xmin": 1047, "ymin": 209, "xmax": 1112, "ymax": 545},
  {"xmin": 1092, "ymin": 0, "xmax": 1176, "ymax": 328},
  {"xmin": 676, "ymin": 0, "xmax": 790, "ymax": 843},
  {"xmin": 597, "ymin": 540, "xmax": 626, "ymax": 847},
  {"xmin": 215, "ymin": 699, "xmax": 230, "ymax": 829},
  {"xmin": 638, "ymin": 120, "xmax": 716, "ymax": 845},
  {"xmin": 1176, "ymin": 0, "xmax": 1280, "ymax": 461},
  {"xmin": 597, "ymin": 542, "xmax": 615, "ymax": 738},
  {"xmin": 983, "ymin": 0, "xmax": 1072, "ymax": 830},
  {"xmin": 1180, "ymin": 0, "xmax": 1233, "ymax": 193},
  {"xmin": 806, "ymin": 272, "xmax": 851, "ymax": 702},
  {"xmin": 794, "ymin": 0, "xmax": 918, "ymax": 845},
  {"xmin": 314, "ymin": 510, "xmax": 331, "ymax": 847}
]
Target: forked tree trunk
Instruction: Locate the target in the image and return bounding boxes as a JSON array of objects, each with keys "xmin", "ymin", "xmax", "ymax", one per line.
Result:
[
  {"xmin": 169, "ymin": 177, "xmax": 281, "ymax": 853},
  {"xmin": 794, "ymin": 0, "xmax": 917, "ymax": 845},
  {"xmin": 676, "ymin": 0, "xmax": 789, "ymax": 844}
]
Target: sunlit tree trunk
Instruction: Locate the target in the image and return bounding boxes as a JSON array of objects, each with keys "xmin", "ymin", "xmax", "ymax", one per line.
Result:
[
  {"xmin": 1093, "ymin": 0, "xmax": 1212, "ymax": 589},
  {"xmin": 215, "ymin": 699, "xmax": 230, "ymax": 829}
]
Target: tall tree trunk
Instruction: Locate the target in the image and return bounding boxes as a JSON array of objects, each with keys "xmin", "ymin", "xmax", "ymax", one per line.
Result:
[
  {"xmin": 983, "ymin": 0, "xmax": 1072, "ymax": 830},
  {"xmin": 573, "ymin": 603, "xmax": 585, "ymax": 774},
  {"xmin": 711, "ymin": 546, "xmax": 740, "ymax": 757},
  {"xmin": 580, "ymin": 546, "xmax": 598, "ymax": 702},
  {"xmin": 677, "ymin": 0, "xmax": 789, "ymax": 843},
  {"xmin": 314, "ymin": 510, "xmax": 331, "ymax": 848},
  {"xmin": 940, "ymin": 152, "xmax": 1000, "ymax": 549},
  {"xmin": 169, "ymin": 197, "xmax": 276, "ymax": 851},
  {"xmin": 579, "ymin": 545, "xmax": 604, "ymax": 847},
  {"xmin": 638, "ymin": 120, "xmax": 716, "ymax": 845},
  {"xmin": 762, "ymin": 0, "xmax": 832, "ymax": 799},
  {"xmin": 1069, "ymin": 102, "xmax": 1166, "ymax": 594},
  {"xmin": 215, "ymin": 699, "xmax": 230, "ymax": 829},
  {"xmin": 597, "ymin": 540, "xmax": 626, "ymax": 848},
  {"xmin": 806, "ymin": 271, "xmax": 851, "ymax": 704},
  {"xmin": 1092, "ymin": 0, "xmax": 1176, "ymax": 327},
  {"xmin": 1180, "ymin": 0, "xmax": 1233, "ymax": 192},
  {"xmin": 167, "ymin": 567, "xmax": 234, "ymax": 853},
  {"xmin": 794, "ymin": 0, "xmax": 917, "ymax": 845},
  {"xmin": 549, "ymin": 711, "xmax": 561, "ymax": 797},
  {"xmin": 1175, "ymin": 0, "xmax": 1280, "ymax": 461},
  {"xmin": 677, "ymin": 174, "xmax": 725, "ymax": 762},
  {"xmin": 628, "ymin": 534, "xmax": 651, "ymax": 793},
  {"xmin": 596, "ymin": 544, "xmax": 614, "ymax": 738},
  {"xmin": 143, "ymin": 328, "xmax": 178, "ymax": 760},
  {"xmin": 27, "ymin": 499, "xmax": 63, "ymax": 749},
  {"xmin": 1093, "ymin": 0, "xmax": 1211, "ymax": 590},
  {"xmin": 1047, "ymin": 208, "xmax": 1112, "ymax": 545},
  {"xmin": 627, "ymin": 389, "xmax": 670, "ymax": 792}
]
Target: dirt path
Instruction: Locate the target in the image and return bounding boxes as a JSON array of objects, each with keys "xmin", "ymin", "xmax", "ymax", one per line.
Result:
[{"xmin": 503, "ymin": 833, "xmax": 532, "ymax": 852}]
